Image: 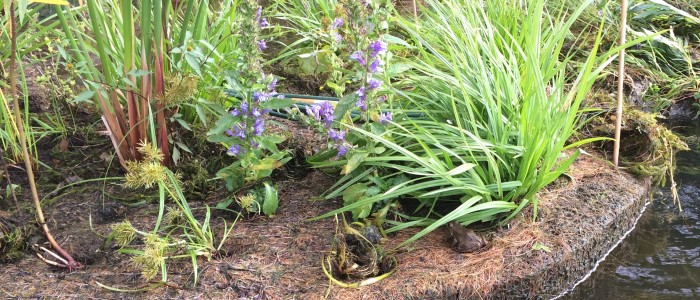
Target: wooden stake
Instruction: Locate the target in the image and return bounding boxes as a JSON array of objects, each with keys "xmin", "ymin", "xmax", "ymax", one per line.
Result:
[{"xmin": 613, "ymin": 0, "xmax": 628, "ymax": 168}]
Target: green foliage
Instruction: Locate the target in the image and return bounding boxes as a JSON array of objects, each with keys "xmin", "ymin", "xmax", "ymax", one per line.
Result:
[
  {"xmin": 274, "ymin": 0, "xmax": 395, "ymax": 95},
  {"xmin": 312, "ymin": 0, "xmax": 634, "ymax": 247}
]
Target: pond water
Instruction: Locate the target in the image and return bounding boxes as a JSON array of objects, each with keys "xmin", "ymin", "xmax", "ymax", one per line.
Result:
[{"xmin": 563, "ymin": 120, "xmax": 700, "ymax": 300}]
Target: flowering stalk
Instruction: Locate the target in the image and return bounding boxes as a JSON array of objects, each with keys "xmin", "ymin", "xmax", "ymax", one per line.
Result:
[
  {"xmin": 304, "ymin": 0, "xmax": 393, "ymax": 158},
  {"xmin": 224, "ymin": 1, "xmax": 283, "ymax": 160}
]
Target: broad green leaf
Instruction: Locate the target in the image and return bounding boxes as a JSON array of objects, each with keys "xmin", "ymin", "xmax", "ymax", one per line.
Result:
[
  {"xmin": 262, "ymin": 182, "xmax": 278, "ymax": 216},
  {"xmin": 342, "ymin": 183, "xmax": 372, "ymax": 219},
  {"xmin": 207, "ymin": 113, "xmax": 236, "ymax": 136},
  {"xmin": 260, "ymin": 98, "xmax": 294, "ymax": 109},
  {"xmin": 250, "ymin": 157, "xmax": 283, "ymax": 171},
  {"xmin": 72, "ymin": 90, "xmax": 95, "ymax": 103},
  {"xmin": 332, "ymin": 94, "xmax": 355, "ymax": 121},
  {"xmin": 341, "ymin": 151, "xmax": 368, "ymax": 175}
]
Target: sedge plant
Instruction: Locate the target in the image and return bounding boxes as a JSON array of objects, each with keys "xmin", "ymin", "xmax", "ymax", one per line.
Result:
[{"xmin": 104, "ymin": 142, "xmax": 238, "ymax": 288}]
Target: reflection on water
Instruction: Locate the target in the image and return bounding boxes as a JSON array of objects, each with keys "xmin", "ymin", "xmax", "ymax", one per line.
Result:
[{"xmin": 564, "ymin": 122, "xmax": 700, "ymax": 300}]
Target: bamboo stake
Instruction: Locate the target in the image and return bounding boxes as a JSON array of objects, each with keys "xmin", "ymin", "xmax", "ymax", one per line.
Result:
[{"xmin": 613, "ymin": 0, "xmax": 628, "ymax": 168}]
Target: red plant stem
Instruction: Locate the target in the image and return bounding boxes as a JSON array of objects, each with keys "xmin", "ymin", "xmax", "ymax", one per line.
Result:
[{"xmin": 8, "ymin": 1, "xmax": 80, "ymax": 270}]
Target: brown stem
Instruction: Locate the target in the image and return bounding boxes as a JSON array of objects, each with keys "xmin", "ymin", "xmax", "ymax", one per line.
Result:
[{"xmin": 8, "ymin": 1, "xmax": 80, "ymax": 271}]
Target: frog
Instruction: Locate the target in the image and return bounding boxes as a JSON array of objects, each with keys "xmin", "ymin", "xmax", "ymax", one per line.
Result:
[{"xmin": 447, "ymin": 221, "xmax": 488, "ymax": 253}]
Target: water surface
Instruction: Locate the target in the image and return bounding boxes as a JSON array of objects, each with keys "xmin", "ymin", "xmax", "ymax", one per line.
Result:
[{"xmin": 564, "ymin": 121, "xmax": 700, "ymax": 299}]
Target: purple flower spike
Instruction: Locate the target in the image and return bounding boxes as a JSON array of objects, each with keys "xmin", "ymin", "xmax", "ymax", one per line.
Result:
[
  {"xmin": 226, "ymin": 129, "xmax": 235, "ymax": 136},
  {"xmin": 336, "ymin": 145, "xmax": 348, "ymax": 157},
  {"xmin": 250, "ymin": 139, "xmax": 260, "ymax": 149},
  {"xmin": 331, "ymin": 18, "xmax": 344, "ymax": 30},
  {"xmin": 369, "ymin": 59, "xmax": 383, "ymax": 73},
  {"xmin": 356, "ymin": 98, "xmax": 367, "ymax": 111},
  {"xmin": 305, "ymin": 105, "xmax": 314, "ymax": 118},
  {"xmin": 268, "ymin": 78, "xmax": 278, "ymax": 91},
  {"xmin": 259, "ymin": 18, "xmax": 269, "ymax": 28},
  {"xmin": 256, "ymin": 7, "xmax": 262, "ymax": 21},
  {"xmin": 379, "ymin": 112, "xmax": 392, "ymax": 125},
  {"xmin": 234, "ymin": 125, "xmax": 247, "ymax": 140},
  {"xmin": 253, "ymin": 118, "xmax": 265, "ymax": 136},
  {"xmin": 329, "ymin": 129, "xmax": 346, "ymax": 142},
  {"xmin": 368, "ymin": 78, "xmax": 382, "ymax": 90},
  {"xmin": 349, "ymin": 51, "xmax": 366, "ymax": 66},
  {"xmin": 320, "ymin": 101, "xmax": 334, "ymax": 116},
  {"xmin": 240, "ymin": 102, "xmax": 249, "ymax": 115},
  {"xmin": 258, "ymin": 40, "xmax": 267, "ymax": 50},
  {"xmin": 251, "ymin": 108, "xmax": 262, "ymax": 117},
  {"xmin": 324, "ymin": 115, "xmax": 334, "ymax": 128},
  {"xmin": 334, "ymin": 33, "xmax": 342, "ymax": 44},
  {"xmin": 228, "ymin": 144, "xmax": 243, "ymax": 156},
  {"xmin": 369, "ymin": 40, "xmax": 388, "ymax": 58},
  {"xmin": 230, "ymin": 108, "xmax": 240, "ymax": 117},
  {"xmin": 356, "ymin": 86, "xmax": 366, "ymax": 98}
]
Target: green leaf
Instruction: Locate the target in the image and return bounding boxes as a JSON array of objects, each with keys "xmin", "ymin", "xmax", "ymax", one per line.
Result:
[
  {"xmin": 383, "ymin": 34, "xmax": 413, "ymax": 48},
  {"xmin": 128, "ymin": 69, "xmax": 151, "ymax": 77},
  {"xmin": 385, "ymin": 63, "xmax": 413, "ymax": 77},
  {"xmin": 262, "ymin": 182, "xmax": 279, "ymax": 216},
  {"xmin": 207, "ymin": 114, "xmax": 236, "ymax": 137},
  {"xmin": 72, "ymin": 90, "xmax": 95, "ymax": 103},
  {"xmin": 215, "ymin": 197, "xmax": 234, "ymax": 210},
  {"xmin": 175, "ymin": 117, "xmax": 192, "ymax": 131},
  {"xmin": 172, "ymin": 147, "xmax": 181, "ymax": 164},
  {"xmin": 260, "ymin": 98, "xmax": 295, "ymax": 109},
  {"xmin": 532, "ymin": 242, "xmax": 551, "ymax": 252},
  {"xmin": 341, "ymin": 151, "xmax": 368, "ymax": 175},
  {"xmin": 332, "ymin": 93, "xmax": 355, "ymax": 121},
  {"xmin": 342, "ymin": 183, "xmax": 372, "ymax": 219},
  {"xmin": 216, "ymin": 163, "xmax": 244, "ymax": 191},
  {"xmin": 325, "ymin": 81, "xmax": 345, "ymax": 95},
  {"xmin": 343, "ymin": 183, "xmax": 368, "ymax": 205},
  {"xmin": 195, "ymin": 105, "xmax": 208, "ymax": 126}
]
